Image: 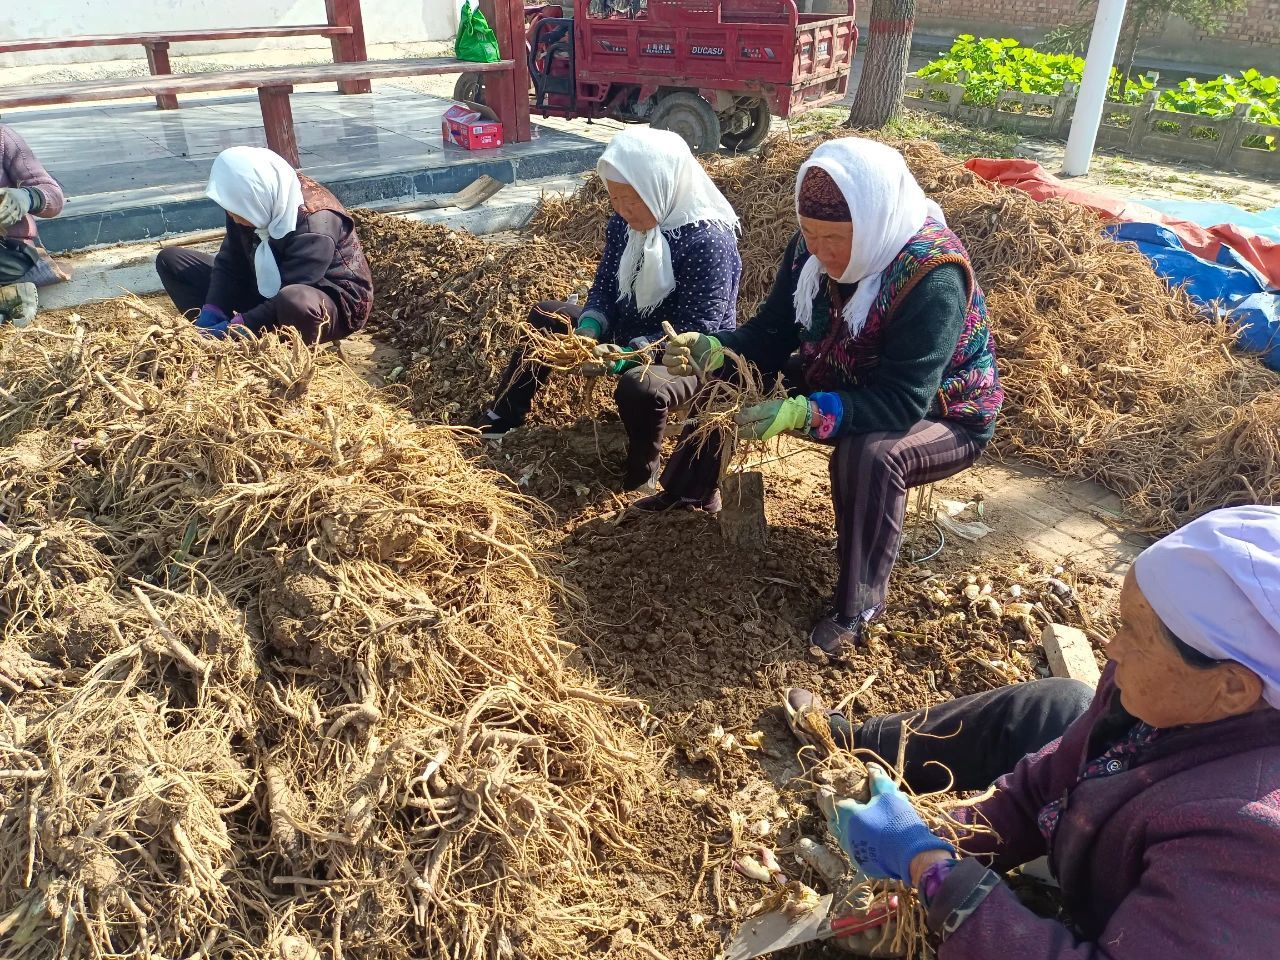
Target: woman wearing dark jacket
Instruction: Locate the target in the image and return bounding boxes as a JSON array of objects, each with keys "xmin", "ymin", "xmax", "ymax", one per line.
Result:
[
  {"xmin": 790, "ymin": 505, "xmax": 1280, "ymax": 960},
  {"xmin": 156, "ymin": 146, "xmax": 373, "ymax": 343},
  {"xmin": 472, "ymin": 127, "xmax": 741, "ymax": 490},
  {"xmin": 651, "ymin": 137, "xmax": 1003, "ymax": 653}
]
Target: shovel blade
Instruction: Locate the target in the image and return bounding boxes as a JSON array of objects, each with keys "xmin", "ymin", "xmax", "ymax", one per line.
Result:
[
  {"xmin": 720, "ymin": 470, "xmax": 768, "ymax": 550},
  {"xmin": 725, "ymin": 895, "xmax": 834, "ymax": 960}
]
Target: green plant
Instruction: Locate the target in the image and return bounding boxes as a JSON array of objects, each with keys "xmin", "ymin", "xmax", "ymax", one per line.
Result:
[
  {"xmin": 916, "ymin": 36, "xmax": 1151, "ymax": 107},
  {"xmin": 917, "ymin": 37, "xmax": 1278, "ymax": 149}
]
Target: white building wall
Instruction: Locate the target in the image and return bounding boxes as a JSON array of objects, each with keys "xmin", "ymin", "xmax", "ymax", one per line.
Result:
[{"xmin": 0, "ymin": 0, "xmax": 464, "ymax": 67}]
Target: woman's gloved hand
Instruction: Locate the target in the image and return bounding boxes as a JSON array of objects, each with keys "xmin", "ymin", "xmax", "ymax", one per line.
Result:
[
  {"xmin": 194, "ymin": 304, "xmax": 228, "ymax": 330},
  {"xmin": 735, "ymin": 395, "xmax": 812, "ymax": 441},
  {"xmin": 578, "ymin": 342, "xmax": 636, "ymax": 377},
  {"xmin": 662, "ymin": 332, "xmax": 723, "ymax": 377},
  {"xmin": 0, "ymin": 188, "xmax": 34, "ymax": 229},
  {"xmin": 0, "ymin": 282, "xmax": 38, "ymax": 326},
  {"xmin": 826, "ymin": 764, "xmax": 954, "ymax": 884}
]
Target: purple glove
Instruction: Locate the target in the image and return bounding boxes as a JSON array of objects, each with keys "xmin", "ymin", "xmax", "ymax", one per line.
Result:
[{"xmin": 827, "ymin": 764, "xmax": 954, "ymax": 883}]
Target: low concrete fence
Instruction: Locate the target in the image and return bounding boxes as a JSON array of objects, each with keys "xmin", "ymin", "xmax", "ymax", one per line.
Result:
[{"xmin": 905, "ymin": 75, "xmax": 1280, "ymax": 178}]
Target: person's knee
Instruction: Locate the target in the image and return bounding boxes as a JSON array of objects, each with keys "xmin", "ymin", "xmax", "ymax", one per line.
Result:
[
  {"xmin": 155, "ymin": 246, "xmax": 185, "ymax": 280},
  {"xmin": 276, "ymin": 285, "xmax": 324, "ymax": 321},
  {"xmin": 528, "ymin": 300, "xmax": 571, "ymax": 331},
  {"xmin": 1036, "ymin": 677, "xmax": 1095, "ymax": 731},
  {"xmin": 830, "ymin": 431, "xmax": 898, "ymax": 482},
  {"xmin": 615, "ymin": 369, "xmax": 666, "ymax": 415}
]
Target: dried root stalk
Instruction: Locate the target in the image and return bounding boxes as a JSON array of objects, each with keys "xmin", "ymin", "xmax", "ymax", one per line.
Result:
[
  {"xmin": 0, "ymin": 301, "xmax": 661, "ymax": 960},
  {"xmin": 794, "ymin": 706, "xmax": 996, "ymax": 960},
  {"xmin": 680, "ymin": 348, "xmax": 789, "ymax": 475}
]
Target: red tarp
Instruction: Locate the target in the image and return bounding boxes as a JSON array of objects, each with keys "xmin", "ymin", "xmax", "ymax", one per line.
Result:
[{"xmin": 964, "ymin": 158, "xmax": 1280, "ymax": 289}]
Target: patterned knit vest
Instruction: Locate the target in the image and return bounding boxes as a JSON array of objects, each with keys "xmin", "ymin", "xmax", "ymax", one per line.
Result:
[{"xmin": 795, "ymin": 219, "xmax": 1004, "ymax": 434}]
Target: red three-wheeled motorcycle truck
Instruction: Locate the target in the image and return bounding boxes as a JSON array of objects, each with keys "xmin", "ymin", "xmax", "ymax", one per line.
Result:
[{"xmin": 456, "ymin": 0, "xmax": 858, "ymax": 152}]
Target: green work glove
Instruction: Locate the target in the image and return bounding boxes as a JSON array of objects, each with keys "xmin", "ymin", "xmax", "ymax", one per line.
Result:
[
  {"xmin": 663, "ymin": 332, "xmax": 723, "ymax": 377},
  {"xmin": 735, "ymin": 395, "xmax": 811, "ymax": 441},
  {"xmin": 579, "ymin": 342, "xmax": 637, "ymax": 377},
  {"xmin": 0, "ymin": 188, "xmax": 34, "ymax": 229}
]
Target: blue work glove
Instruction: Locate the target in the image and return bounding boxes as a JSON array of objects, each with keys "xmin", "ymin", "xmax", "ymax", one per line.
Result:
[
  {"xmin": 194, "ymin": 304, "xmax": 228, "ymax": 331},
  {"xmin": 735, "ymin": 395, "xmax": 811, "ymax": 441},
  {"xmin": 827, "ymin": 765, "xmax": 954, "ymax": 883}
]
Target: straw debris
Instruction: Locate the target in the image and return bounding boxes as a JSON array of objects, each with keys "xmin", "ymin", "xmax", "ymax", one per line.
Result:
[{"xmin": 0, "ymin": 301, "xmax": 661, "ymax": 960}]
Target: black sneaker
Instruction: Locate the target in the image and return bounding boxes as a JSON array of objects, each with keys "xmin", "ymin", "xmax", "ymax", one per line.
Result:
[
  {"xmin": 632, "ymin": 489, "xmax": 722, "ymax": 515},
  {"xmin": 467, "ymin": 409, "xmax": 521, "ymax": 438},
  {"xmin": 622, "ymin": 463, "xmax": 659, "ymax": 493},
  {"xmin": 809, "ymin": 609, "xmax": 865, "ymax": 656}
]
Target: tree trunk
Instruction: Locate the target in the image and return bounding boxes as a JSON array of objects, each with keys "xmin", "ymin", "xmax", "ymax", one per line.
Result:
[
  {"xmin": 847, "ymin": 0, "xmax": 916, "ymax": 129},
  {"xmin": 1115, "ymin": 22, "xmax": 1143, "ymax": 103}
]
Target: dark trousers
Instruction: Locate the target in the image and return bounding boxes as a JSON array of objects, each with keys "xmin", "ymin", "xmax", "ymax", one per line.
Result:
[
  {"xmin": 659, "ymin": 364, "xmax": 985, "ymax": 619},
  {"xmin": 155, "ymin": 247, "xmax": 339, "ymax": 345},
  {"xmin": 492, "ymin": 300, "xmax": 701, "ymax": 485},
  {"xmin": 856, "ymin": 678, "xmax": 1095, "ymax": 793}
]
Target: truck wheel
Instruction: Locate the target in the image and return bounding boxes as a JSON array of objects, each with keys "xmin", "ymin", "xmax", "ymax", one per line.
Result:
[
  {"xmin": 650, "ymin": 92, "xmax": 722, "ymax": 154},
  {"xmin": 720, "ymin": 99, "xmax": 772, "ymax": 152},
  {"xmin": 453, "ymin": 73, "xmax": 486, "ymax": 106}
]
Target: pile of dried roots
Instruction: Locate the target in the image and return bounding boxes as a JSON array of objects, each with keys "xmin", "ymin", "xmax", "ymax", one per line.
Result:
[
  {"xmin": 529, "ymin": 135, "xmax": 1280, "ymax": 532},
  {"xmin": 0, "ymin": 302, "xmax": 659, "ymax": 960}
]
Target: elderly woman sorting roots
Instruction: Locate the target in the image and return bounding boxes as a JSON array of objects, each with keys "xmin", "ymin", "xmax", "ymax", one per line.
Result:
[
  {"xmin": 0, "ymin": 122, "xmax": 66, "ymax": 326},
  {"xmin": 647, "ymin": 137, "xmax": 1003, "ymax": 653},
  {"xmin": 785, "ymin": 504, "xmax": 1280, "ymax": 959},
  {"xmin": 471, "ymin": 127, "xmax": 741, "ymax": 491},
  {"xmin": 156, "ymin": 147, "xmax": 373, "ymax": 343}
]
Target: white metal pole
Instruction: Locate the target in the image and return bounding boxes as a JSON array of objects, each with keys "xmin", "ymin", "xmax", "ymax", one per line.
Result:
[{"xmin": 1063, "ymin": 0, "xmax": 1129, "ymax": 177}]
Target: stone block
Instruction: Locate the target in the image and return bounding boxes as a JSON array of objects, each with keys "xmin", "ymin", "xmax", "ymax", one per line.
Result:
[{"xmin": 1042, "ymin": 623, "xmax": 1102, "ymax": 686}]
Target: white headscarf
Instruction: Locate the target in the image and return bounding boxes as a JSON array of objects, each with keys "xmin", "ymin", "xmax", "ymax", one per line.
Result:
[
  {"xmin": 205, "ymin": 146, "xmax": 305, "ymax": 299},
  {"xmin": 1134, "ymin": 504, "xmax": 1280, "ymax": 708},
  {"xmin": 596, "ymin": 128, "xmax": 739, "ymax": 315},
  {"xmin": 793, "ymin": 137, "xmax": 946, "ymax": 336}
]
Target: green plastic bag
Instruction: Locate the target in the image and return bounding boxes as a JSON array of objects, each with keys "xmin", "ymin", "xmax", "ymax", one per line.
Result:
[{"xmin": 455, "ymin": 1, "xmax": 501, "ymax": 63}]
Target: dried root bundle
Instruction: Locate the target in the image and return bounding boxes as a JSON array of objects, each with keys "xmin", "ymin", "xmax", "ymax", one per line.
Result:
[
  {"xmin": 680, "ymin": 348, "xmax": 789, "ymax": 475},
  {"xmin": 0, "ymin": 300, "xmax": 660, "ymax": 960},
  {"xmin": 793, "ymin": 706, "xmax": 995, "ymax": 960}
]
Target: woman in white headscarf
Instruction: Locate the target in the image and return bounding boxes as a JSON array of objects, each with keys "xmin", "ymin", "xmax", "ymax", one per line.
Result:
[
  {"xmin": 783, "ymin": 504, "xmax": 1280, "ymax": 960},
  {"xmin": 156, "ymin": 146, "xmax": 373, "ymax": 343},
  {"xmin": 473, "ymin": 127, "xmax": 741, "ymax": 491},
  {"xmin": 650, "ymin": 137, "xmax": 1004, "ymax": 653}
]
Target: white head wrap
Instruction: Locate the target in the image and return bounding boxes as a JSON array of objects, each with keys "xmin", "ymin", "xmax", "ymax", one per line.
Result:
[
  {"xmin": 1134, "ymin": 504, "xmax": 1280, "ymax": 708},
  {"xmin": 596, "ymin": 127, "xmax": 739, "ymax": 315},
  {"xmin": 792, "ymin": 137, "xmax": 946, "ymax": 335},
  {"xmin": 205, "ymin": 146, "xmax": 305, "ymax": 299}
]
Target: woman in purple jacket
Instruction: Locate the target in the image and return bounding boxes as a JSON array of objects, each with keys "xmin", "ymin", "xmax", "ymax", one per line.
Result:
[
  {"xmin": 0, "ymin": 123, "xmax": 66, "ymax": 325},
  {"xmin": 471, "ymin": 127, "xmax": 741, "ymax": 490},
  {"xmin": 787, "ymin": 504, "xmax": 1280, "ymax": 959}
]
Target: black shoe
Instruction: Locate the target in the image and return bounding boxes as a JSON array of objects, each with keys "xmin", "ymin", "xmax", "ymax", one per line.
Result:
[
  {"xmin": 809, "ymin": 609, "xmax": 865, "ymax": 656},
  {"xmin": 622, "ymin": 463, "xmax": 659, "ymax": 493},
  {"xmin": 467, "ymin": 409, "xmax": 522, "ymax": 438},
  {"xmin": 633, "ymin": 489, "xmax": 722, "ymax": 515}
]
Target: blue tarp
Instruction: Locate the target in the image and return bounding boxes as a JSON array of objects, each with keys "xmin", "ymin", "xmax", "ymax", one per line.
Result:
[
  {"xmin": 1139, "ymin": 200, "xmax": 1280, "ymax": 243},
  {"xmin": 1108, "ymin": 220, "xmax": 1280, "ymax": 371}
]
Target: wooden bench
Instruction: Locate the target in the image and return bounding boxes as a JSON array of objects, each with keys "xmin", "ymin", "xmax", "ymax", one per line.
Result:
[
  {"xmin": 0, "ymin": 58, "xmax": 533, "ymax": 168},
  {"xmin": 0, "ymin": 0, "xmax": 370, "ymax": 110}
]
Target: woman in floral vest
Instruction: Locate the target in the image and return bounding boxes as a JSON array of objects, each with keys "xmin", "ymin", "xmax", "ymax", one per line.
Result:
[{"xmin": 646, "ymin": 137, "xmax": 1003, "ymax": 655}]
